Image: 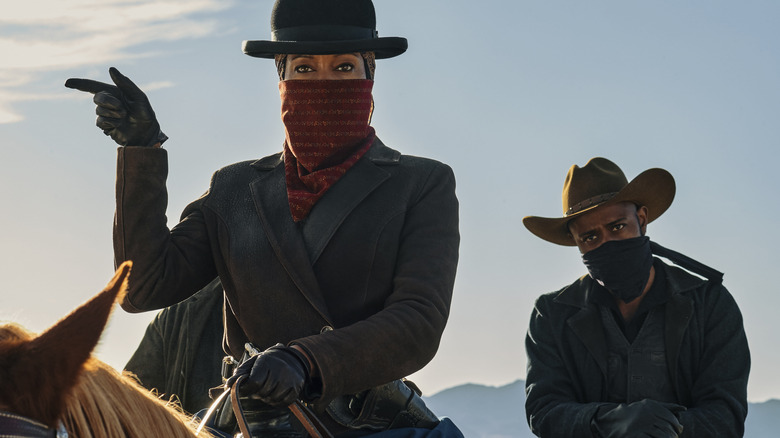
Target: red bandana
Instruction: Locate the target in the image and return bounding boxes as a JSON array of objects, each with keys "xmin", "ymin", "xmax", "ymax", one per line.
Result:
[{"xmin": 280, "ymin": 79, "xmax": 375, "ymax": 222}]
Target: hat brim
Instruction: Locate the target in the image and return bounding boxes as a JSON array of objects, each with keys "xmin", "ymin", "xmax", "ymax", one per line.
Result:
[
  {"xmin": 242, "ymin": 37, "xmax": 408, "ymax": 59},
  {"xmin": 522, "ymin": 168, "xmax": 676, "ymax": 246}
]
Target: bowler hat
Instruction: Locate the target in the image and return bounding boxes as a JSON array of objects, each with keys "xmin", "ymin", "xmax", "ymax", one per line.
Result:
[
  {"xmin": 242, "ymin": 0, "xmax": 408, "ymax": 59},
  {"xmin": 523, "ymin": 157, "xmax": 676, "ymax": 246}
]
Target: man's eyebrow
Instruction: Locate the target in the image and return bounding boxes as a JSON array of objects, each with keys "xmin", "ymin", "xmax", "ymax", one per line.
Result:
[{"xmin": 606, "ymin": 216, "xmax": 628, "ymax": 228}]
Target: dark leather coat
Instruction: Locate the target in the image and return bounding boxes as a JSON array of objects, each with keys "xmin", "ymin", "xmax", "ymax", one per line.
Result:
[
  {"xmin": 525, "ymin": 260, "xmax": 750, "ymax": 437},
  {"xmin": 124, "ymin": 278, "xmax": 224, "ymax": 415},
  {"xmin": 114, "ymin": 138, "xmax": 460, "ymax": 404}
]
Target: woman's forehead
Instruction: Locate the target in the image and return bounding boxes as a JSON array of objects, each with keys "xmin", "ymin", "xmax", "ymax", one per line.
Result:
[{"xmin": 287, "ymin": 53, "xmax": 362, "ymax": 60}]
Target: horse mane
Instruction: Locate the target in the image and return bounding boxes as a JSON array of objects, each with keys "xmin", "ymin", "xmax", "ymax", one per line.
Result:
[
  {"xmin": 0, "ymin": 262, "xmax": 213, "ymax": 437},
  {"xmin": 1, "ymin": 324, "xmax": 210, "ymax": 437},
  {"xmin": 62, "ymin": 357, "xmax": 209, "ymax": 438}
]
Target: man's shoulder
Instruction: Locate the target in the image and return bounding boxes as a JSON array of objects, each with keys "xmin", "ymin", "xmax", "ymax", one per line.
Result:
[
  {"xmin": 535, "ymin": 275, "xmax": 591, "ymax": 309},
  {"xmin": 655, "ymin": 258, "xmax": 745, "ymax": 317},
  {"xmin": 656, "ymin": 258, "xmax": 722, "ymax": 295}
]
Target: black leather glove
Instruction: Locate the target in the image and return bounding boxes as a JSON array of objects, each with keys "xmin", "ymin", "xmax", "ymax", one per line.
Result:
[
  {"xmin": 226, "ymin": 344, "xmax": 310, "ymax": 407},
  {"xmin": 65, "ymin": 67, "xmax": 167, "ymax": 147},
  {"xmin": 592, "ymin": 399, "xmax": 685, "ymax": 438}
]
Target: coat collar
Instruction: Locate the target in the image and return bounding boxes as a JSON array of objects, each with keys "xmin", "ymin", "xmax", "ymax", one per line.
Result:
[
  {"xmin": 557, "ymin": 259, "xmax": 700, "ymax": 381},
  {"xmin": 248, "ymin": 137, "xmax": 397, "ymax": 324},
  {"xmin": 250, "ymin": 152, "xmax": 283, "ymax": 170},
  {"xmin": 553, "ymin": 257, "xmax": 709, "ymax": 309}
]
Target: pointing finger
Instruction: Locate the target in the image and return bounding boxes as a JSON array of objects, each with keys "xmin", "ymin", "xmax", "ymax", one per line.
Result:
[
  {"xmin": 108, "ymin": 67, "xmax": 147, "ymax": 101},
  {"xmin": 64, "ymin": 78, "xmax": 118, "ymax": 95}
]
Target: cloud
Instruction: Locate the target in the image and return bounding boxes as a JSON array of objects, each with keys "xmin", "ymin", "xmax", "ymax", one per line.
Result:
[{"xmin": 0, "ymin": 0, "xmax": 233, "ymax": 124}]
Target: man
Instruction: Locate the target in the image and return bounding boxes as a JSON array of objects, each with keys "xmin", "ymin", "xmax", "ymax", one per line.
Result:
[
  {"xmin": 65, "ymin": 0, "xmax": 461, "ymax": 436},
  {"xmin": 522, "ymin": 157, "xmax": 749, "ymax": 437},
  {"xmin": 124, "ymin": 277, "xmax": 225, "ymax": 415}
]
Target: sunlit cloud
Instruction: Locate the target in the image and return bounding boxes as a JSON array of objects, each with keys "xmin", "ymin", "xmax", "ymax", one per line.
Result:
[{"xmin": 0, "ymin": 0, "xmax": 234, "ymax": 124}]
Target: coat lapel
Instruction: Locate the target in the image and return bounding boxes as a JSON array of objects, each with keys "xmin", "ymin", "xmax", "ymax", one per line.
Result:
[
  {"xmin": 249, "ymin": 156, "xmax": 333, "ymax": 324},
  {"xmin": 664, "ymin": 288, "xmax": 694, "ymax": 391},
  {"xmin": 568, "ymin": 305, "xmax": 609, "ymax": 378},
  {"xmin": 301, "ymin": 138, "xmax": 395, "ymax": 264},
  {"xmin": 560, "ymin": 277, "xmax": 609, "ymax": 378}
]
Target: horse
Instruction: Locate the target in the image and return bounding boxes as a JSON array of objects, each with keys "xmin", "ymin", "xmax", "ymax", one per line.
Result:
[{"xmin": 0, "ymin": 261, "xmax": 213, "ymax": 437}]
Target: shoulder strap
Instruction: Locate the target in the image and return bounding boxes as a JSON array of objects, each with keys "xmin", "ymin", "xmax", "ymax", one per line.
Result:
[{"xmin": 650, "ymin": 241, "xmax": 724, "ymax": 284}]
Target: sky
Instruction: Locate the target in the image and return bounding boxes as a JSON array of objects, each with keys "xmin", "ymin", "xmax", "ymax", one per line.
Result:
[{"xmin": 1, "ymin": 0, "xmax": 779, "ymax": 403}]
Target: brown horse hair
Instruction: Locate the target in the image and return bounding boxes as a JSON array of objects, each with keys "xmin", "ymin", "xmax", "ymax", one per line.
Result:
[
  {"xmin": 62, "ymin": 357, "xmax": 211, "ymax": 438},
  {"xmin": 0, "ymin": 323, "xmax": 213, "ymax": 438},
  {"xmin": 0, "ymin": 262, "xmax": 133, "ymax": 427}
]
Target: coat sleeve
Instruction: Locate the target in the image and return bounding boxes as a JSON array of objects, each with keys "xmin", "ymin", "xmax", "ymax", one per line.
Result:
[
  {"xmin": 677, "ymin": 283, "xmax": 750, "ymax": 437},
  {"xmin": 114, "ymin": 146, "xmax": 218, "ymax": 312},
  {"xmin": 294, "ymin": 161, "xmax": 460, "ymax": 401},
  {"xmin": 525, "ymin": 295, "xmax": 610, "ymax": 437}
]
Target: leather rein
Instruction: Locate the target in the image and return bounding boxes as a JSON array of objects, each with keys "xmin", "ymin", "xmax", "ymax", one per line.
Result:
[{"xmin": 196, "ymin": 375, "xmax": 333, "ymax": 438}]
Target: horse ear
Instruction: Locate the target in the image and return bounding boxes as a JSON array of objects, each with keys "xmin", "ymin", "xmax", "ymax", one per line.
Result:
[{"xmin": 20, "ymin": 261, "xmax": 133, "ymax": 426}]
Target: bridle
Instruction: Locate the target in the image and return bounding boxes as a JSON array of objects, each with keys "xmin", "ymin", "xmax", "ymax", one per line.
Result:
[{"xmin": 0, "ymin": 411, "xmax": 67, "ymax": 438}]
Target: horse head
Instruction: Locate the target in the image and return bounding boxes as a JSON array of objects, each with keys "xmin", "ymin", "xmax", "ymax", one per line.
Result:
[{"xmin": 0, "ymin": 261, "xmax": 131, "ymax": 429}]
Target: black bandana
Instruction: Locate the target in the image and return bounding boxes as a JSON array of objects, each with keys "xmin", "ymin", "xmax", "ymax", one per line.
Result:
[{"xmin": 582, "ymin": 236, "xmax": 654, "ymax": 303}]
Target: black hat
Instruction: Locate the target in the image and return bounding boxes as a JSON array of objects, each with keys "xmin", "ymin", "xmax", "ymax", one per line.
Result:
[{"xmin": 242, "ymin": 0, "xmax": 408, "ymax": 59}]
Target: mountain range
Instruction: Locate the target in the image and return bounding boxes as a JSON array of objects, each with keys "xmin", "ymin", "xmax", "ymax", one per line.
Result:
[{"xmin": 423, "ymin": 380, "xmax": 779, "ymax": 437}]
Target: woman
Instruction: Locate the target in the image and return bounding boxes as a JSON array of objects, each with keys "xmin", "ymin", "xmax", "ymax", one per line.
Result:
[{"xmin": 66, "ymin": 0, "xmax": 461, "ymax": 436}]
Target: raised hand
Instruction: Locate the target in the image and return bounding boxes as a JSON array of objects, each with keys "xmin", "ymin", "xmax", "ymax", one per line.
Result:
[{"xmin": 65, "ymin": 67, "xmax": 167, "ymax": 147}]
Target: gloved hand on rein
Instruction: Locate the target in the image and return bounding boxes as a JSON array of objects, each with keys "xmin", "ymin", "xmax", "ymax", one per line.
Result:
[
  {"xmin": 65, "ymin": 67, "xmax": 167, "ymax": 147},
  {"xmin": 226, "ymin": 343, "xmax": 311, "ymax": 407},
  {"xmin": 592, "ymin": 399, "xmax": 686, "ymax": 438}
]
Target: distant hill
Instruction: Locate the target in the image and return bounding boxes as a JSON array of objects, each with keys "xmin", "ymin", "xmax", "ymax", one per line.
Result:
[
  {"xmin": 745, "ymin": 399, "xmax": 780, "ymax": 438},
  {"xmin": 423, "ymin": 380, "xmax": 779, "ymax": 438}
]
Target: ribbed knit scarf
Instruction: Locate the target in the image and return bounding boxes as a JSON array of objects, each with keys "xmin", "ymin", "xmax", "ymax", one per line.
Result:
[{"xmin": 280, "ymin": 79, "xmax": 375, "ymax": 222}]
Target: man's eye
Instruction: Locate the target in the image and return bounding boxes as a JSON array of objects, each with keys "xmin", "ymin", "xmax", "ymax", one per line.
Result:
[
  {"xmin": 612, "ymin": 224, "xmax": 625, "ymax": 231},
  {"xmin": 335, "ymin": 63, "xmax": 354, "ymax": 72},
  {"xmin": 583, "ymin": 235, "xmax": 597, "ymax": 243}
]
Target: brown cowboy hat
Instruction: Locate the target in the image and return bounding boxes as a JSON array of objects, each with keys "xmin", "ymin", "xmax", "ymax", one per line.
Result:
[{"xmin": 522, "ymin": 157, "xmax": 676, "ymax": 246}]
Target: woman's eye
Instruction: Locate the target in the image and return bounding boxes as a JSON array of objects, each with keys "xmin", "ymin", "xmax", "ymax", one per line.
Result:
[
  {"xmin": 335, "ymin": 63, "xmax": 355, "ymax": 72},
  {"xmin": 294, "ymin": 64, "xmax": 314, "ymax": 73}
]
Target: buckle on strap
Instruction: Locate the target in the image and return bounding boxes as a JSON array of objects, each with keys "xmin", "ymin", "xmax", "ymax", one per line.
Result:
[{"xmin": 221, "ymin": 355, "xmax": 237, "ymax": 383}]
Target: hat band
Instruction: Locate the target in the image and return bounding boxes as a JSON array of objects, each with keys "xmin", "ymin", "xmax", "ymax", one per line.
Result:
[
  {"xmin": 565, "ymin": 192, "xmax": 617, "ymax": 216},
  {"xmin": 272, "ymin": 25, "xmax": 379, "ymax": 42}
]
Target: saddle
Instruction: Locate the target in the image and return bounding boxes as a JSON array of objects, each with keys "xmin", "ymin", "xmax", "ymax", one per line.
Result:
[
  {"xmin": 196, "ymin": 374, "xmax": 331, "ymax": 438},
  {"xmin": 197, "ymin": 346, "xmax": 440, "ymax": 438}
]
